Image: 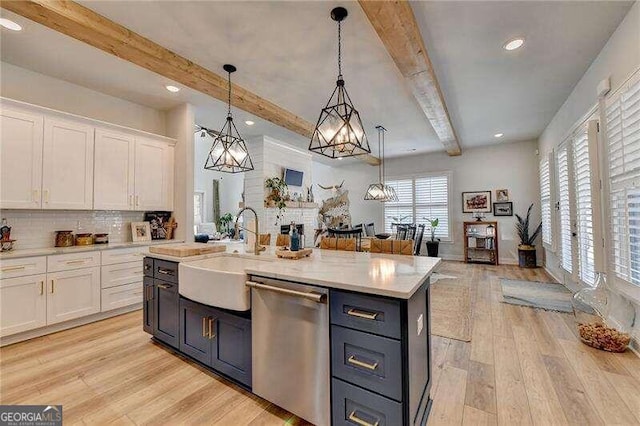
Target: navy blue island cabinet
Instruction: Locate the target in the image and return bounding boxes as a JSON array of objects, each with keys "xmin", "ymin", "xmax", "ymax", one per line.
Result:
[
  {"xmin": 143, "ymin": 257, "xmax": 252, "ymax": 388},
  {"xmin": 143, "ymin": 256, "xmax": 431, "ymax": 425}
]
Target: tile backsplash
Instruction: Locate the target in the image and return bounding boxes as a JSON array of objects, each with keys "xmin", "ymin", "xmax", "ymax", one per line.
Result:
[{"xmin": 0, "ymin": 210, "xmax": 145, "ymax": 250}]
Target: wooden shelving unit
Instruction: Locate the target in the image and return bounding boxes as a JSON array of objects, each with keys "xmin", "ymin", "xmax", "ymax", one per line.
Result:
[{"xmin": 464, "ymin": 221, "xmax": 498, "ymax": 265}]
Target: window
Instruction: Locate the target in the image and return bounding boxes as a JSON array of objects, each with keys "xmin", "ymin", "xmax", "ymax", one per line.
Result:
[
  {"xmin": 539, "ymin": 156, "xmax": 553, "ymax": 247},
  {"xmin": 556, "ymin": 144, "xmax": 573, "ymax": 273},
  {"xmin": 573, "ymin": 124, "xmax": 596, "ymax": 285},
  {"xmin": 194, "ymin": 191, "xmax": 204, "ymax": 225},
  {"xmin": 605, "ymin": 74, "xmax": 640, "ymax": 287},
  {"xmin": 384, "ymin": 174, "xmax": 451, "ymax": 240}
]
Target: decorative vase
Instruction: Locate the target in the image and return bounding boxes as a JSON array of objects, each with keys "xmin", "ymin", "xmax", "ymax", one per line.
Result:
[
  {"xmin": 517, "ymin": 245, "xmax": 537, "ymax": 268},
  {"xmin": 426, "ymin": 241, "xmax": 439, "ymax": 257},
  {"xmin": 572, "ymin": 273, "xmax": 634, "ymax": 352}
]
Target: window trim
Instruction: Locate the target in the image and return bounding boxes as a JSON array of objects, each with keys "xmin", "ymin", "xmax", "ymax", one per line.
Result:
[{"xmin": 384, "ymin": 171, "xmax": 453, "ymax": 242}]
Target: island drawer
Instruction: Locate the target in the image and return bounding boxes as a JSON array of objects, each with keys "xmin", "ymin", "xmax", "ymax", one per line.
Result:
[
  {"xmin": 331, "ymin": 325, "xmax": 402, "ymax": 401},
  {"xmin": 330, "ymin": 290, "xmax": 401, "ymax": 339},
  {"xmin": 332, "ymin": 378, "xmax": 403, "ymax": 426},
  {"xmin": 154, "ymin": 259, "xmax": 178, "ymax": 283}
]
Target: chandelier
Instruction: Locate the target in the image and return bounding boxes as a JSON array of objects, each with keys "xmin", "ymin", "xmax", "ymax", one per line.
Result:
[
  {"xmin": 204, "ymin": 64, "xmax": 254, "ymax": 173},
  {"xmin": 309, "ymin": 7, "xmax": 370, "ymax": 159},
  {"xmin": 364, "ymin": 126, "xmax": 398, "ymax": 201}
]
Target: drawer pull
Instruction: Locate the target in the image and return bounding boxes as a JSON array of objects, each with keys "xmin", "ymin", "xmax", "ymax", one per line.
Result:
[
  {"xmin": 347, "ymin": 308, "xmax": 378, "ymax": 320},
  {"xmin": 348, "ymin": 411, "xmax": 379, "ymax": 426},
  {"xmin": 208, "ymin": 317, "xmax": 216, "ymax": 339},
  {"xmin": 347, "ymin": 355, "xmax": 379, "ymax": 371},
  {"xmin": 156, "ymin": 283, "xmax": 172, "ymax": 289},
  {"xmin": 66, "ymin": 259, "xmax": 92, "ymax": 265},
  {"xmin": 157, "ymin": 268, "xmax": 174, "ymax": 275},
  {"xmin": 1, "ymin": 265, "xmax": 26, "ymax": 272}
]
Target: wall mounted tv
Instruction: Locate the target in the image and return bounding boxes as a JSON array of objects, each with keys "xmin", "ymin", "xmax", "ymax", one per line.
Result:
[{"xmin": 283, "ymin": 168, "xmax": 304, "ymax": 187}]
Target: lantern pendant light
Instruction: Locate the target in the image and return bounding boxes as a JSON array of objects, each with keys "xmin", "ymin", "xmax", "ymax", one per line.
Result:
[
  {"xmin": 204, "ymin": 64, "xmax": 254, "ymax": 173},
  {"xmin": 364, "ymin": 126, "xmax": 398, "ymax": 201},
  {"xmin": 309, "ymin": 7, "xmax": 371, "ymax": 159}
]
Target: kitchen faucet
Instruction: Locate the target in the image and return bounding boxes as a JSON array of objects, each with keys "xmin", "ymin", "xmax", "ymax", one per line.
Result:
[{"xmin": 234, "ymin": 206, "xmax": 264, "ymax": 255}]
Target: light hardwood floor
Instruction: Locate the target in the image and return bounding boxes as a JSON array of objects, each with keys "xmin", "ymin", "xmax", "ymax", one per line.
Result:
[{"xmin": 1, "ymin": 261, "xmax": 639, "ymax": 425}]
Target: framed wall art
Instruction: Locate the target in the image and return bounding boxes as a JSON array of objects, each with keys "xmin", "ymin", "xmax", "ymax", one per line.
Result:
[
  {"xmin": 462, "ymin": 191, "xmax": 492, "ymax": 213},
  {"xmin": 131, "ymin": 221, "xmax": 152, "ymax": 242},
  {"xmin": 493, "ymin": 201, "xmax": 513, "ymax": 216},
  {"xmin": 495, "ymin": 189, "xmax": 509, "ymax": 202}
]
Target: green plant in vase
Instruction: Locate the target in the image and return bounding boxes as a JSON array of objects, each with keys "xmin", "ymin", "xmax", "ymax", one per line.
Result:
[
  {"xmin": 265, "ymin": 177, "xmax": 288, "ymax": 223},
  {"xmin": 218, "ymin": 213, "xmax": 234, "ymax": 236},
  {"xmin": 423, "ymin": 217, "xmax": 440, "ymax": 257},
  {"xmin": 515, "ymin": 203, "xmax": 542, "ymax": 268}
]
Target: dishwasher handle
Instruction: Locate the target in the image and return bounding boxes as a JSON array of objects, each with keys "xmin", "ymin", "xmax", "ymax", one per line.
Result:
[{"xmin": 246, "ymin": 280, "xmax": 327, "ymax": 304}]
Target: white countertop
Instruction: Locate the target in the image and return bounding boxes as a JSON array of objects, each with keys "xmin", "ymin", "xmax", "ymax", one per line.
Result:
[
  {"xmin": 0, "ymin": 240, "xmax": 184, "ymax": 260},
  {"xmin": 148, "ymin": 244, "xmax": 441, "ymax": 299}
]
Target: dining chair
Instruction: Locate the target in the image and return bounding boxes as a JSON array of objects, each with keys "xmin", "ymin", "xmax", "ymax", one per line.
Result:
[
  {"xmin": 393, "ymin": 239, "xmax": 414, "ymax": 255},
  {"xmin": 414, "ymin": 224, "xmax": 425, "ymax": 256},
  {"xmin": 370, "ymin": 239, "xmax": 393, "ymax": 254},
  {"xmin": 336, "ymin": 238, "xmax": 356, "ymax": 252},
  {"xmin": 259, "ymin": 233, "xmax": 271, "ymax": 246},
  {"xmin": 396, "ymin": 224, "xmax": 408, "ymax": 240},
  {"xmin": 320, "ymin": 237, "xmax": 338, "ymax": 250},
  {"xmin": 328, "ymin": 228, "xmax": 363, "ymax": 251},
  {"xmin": 276, "ymin": 234, "xmax": 290, "ymax": 247},
  {"xmin": 365, "ymin": 222, "xmax": 375, "ymax": 237},
  {"xmin": 406, "ymin": 225, "xmax": 417, "ymax": 241}
]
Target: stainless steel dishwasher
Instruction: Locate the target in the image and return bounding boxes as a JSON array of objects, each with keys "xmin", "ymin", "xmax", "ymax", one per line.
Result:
[{"xmin": 247, "ymin": 277, "xmax": 330, "ymax": 426}]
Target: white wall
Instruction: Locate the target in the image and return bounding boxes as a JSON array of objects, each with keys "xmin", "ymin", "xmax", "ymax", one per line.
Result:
[
  {"xmin": 384, "ymin": 141, "xmax": 541, "ymax": 264},
  {"xmin": 0, "ymin": 62, "xmax": 167, "ymax": 135},
  {"xmin": 538, "ymin": 2, "xmax": 640, "ymax": 343},
  {"xmin": 193, "ymin": 133, "xmax": 244, "ymax": 222},
  {"xmin": 313, "ymin": 161, "xmax": 383, "ymax": 231}
]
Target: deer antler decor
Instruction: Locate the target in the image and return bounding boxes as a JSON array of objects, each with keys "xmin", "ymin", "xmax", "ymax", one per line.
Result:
[{"xmin": 318, "ymin": 180, "xmax": 345, "ymax": 191}]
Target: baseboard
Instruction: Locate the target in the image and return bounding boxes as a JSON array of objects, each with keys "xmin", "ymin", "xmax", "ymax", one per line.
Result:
[
  {"xmin": 543, "ymin": 265, "xmax": 563, "ymax": 284},
  {"xmin": 0, "ymin": 304, "xmax": 142, "ymax": 347},
  {"xmin": 438, "ymin": 253, "xmax": 519, "ymax": 265}
]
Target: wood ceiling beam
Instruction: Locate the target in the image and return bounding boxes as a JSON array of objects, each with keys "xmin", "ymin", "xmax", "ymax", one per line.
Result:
[
  {"xmin": 2, "ymin": 0, "xmax": 381, "ymax": 166},
  {"xmin": 359, "ymin": 0, "xmax": 462, "ymax": 156}
]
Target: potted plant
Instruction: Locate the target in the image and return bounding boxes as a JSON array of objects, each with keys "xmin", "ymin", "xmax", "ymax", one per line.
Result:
[
  {"xmin": 218, "ymin": 213, "xmax": 234, "ymax": 236},
  {"xmin": 264, "ymin": 177, "xmax": 288, "ymax": 223},
  {"xmin": 515, "ymin": 203, "xmax": 542, "ymax": 268},
  {"xmin": 424, "ymin": 217, "xmax": 440, "ymax": 257}
]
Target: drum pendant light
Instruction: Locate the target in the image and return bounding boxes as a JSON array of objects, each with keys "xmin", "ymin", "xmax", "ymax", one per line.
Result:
[
  {"xmin": 364, "ymin": 126, "xmax": 397, "ymax": 201},
  {"xmin": 204, "ymin": 64, "xmax": 254, "ymax": 173},
  {"xmin": 309, "ymin": 7, "xmax": 371, "ymax": 159}
]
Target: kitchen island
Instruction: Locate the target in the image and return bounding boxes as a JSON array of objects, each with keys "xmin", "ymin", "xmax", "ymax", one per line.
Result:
[{"xmin": 144, "ymin": 246, "xmax": 440, "ymax": 426}]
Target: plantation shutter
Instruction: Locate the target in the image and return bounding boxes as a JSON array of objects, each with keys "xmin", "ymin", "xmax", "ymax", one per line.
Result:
[
  {"xmin": 573, "ymin": 124, "xmax": 596, "ymax": 285},
  {"xmin": 384, "ymin": 179, "xmax": 413, "ymax": 233},
  {"xmin": 557, "ymin": 143, "xmax": 573, "ymax": 273},
  {"xmin": 415, "ymin": 175, "xmax": 449, "ymax": 239},
  {"xmin": 539, "ymin": 156, "xmax": 553, "ymax": 247},
  {"xmin": 605, "ymin": 73, "xmax": 640, "ymax": 286}
]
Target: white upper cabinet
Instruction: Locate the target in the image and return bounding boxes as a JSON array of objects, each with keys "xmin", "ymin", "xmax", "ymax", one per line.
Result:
[
  {"xmin": 42, "ymin": 117, "xmax": 94, "ymax": 210},
  {"xmin": 94, "ymin": 129, "xmax": 135, "ymax": 210},
  {"xmin": 0, "ymin": 107, "xmax": 44, "ymax": 209},
  {"xmin": 134, "ymin": 137, "xmax": 174, "ymax": 211}
]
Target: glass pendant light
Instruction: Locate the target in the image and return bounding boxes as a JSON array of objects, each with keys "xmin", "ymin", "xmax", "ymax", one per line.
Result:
[
  {"xmin": 309, "ymin": 7, "xmax": 371, "ymax": 159},
  {"xmin": 365, "ymin": 126, "xmax": 397, "ymax": 201},
  {"xmin": 204, "ymin": 64, "xmax": 254, "ymax": 173}
]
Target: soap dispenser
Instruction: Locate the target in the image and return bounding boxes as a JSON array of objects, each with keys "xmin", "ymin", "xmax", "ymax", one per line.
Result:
[{"xmin": 290, "ymin": 223, "xmax": 300, "ymax": 252}]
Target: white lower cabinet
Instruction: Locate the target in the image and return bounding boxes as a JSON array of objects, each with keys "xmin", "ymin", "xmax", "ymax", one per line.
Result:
[
  {"xmin": 46, "ymin": 267, "xmax": 100, "ymax": 325},
  {"xmin": 0, "ymin": 274, "xmax": 47, "ymax": 337},
  {"xmin": 101, "ymin": 282, "xmax": 143, "ymax": 312}
]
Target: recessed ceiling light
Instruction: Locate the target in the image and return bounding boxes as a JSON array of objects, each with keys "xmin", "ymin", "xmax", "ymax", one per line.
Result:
[
  {"xmin": 245, "ymin": 120, "xmax": 255, "ymax": 126},
  {"xmin": 0, "ymin": 18, "xmax": 22, "ymax": 31},
  {"xmin": 494, "ymin": 133, "xmax": 504, "ymax": 138},
  {"xmin": 503, "ymin": 38, "xmax": 524, "ymax": 51},
  {"xmin": 337, "ymin": 157, "xmax": 343, "ymax": 160},
  {"xmin": 165, "ymin": 85, "xmax": 180, "ymax": 93}
]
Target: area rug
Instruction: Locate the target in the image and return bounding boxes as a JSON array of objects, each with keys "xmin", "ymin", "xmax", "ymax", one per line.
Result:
[
  {"xmin": 430, "ymin": 280, "xmax": 471, "ymax": 342},
  {"xmin": 500, "ymin": 279, "xmax": 573, "ymax": 313}
]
